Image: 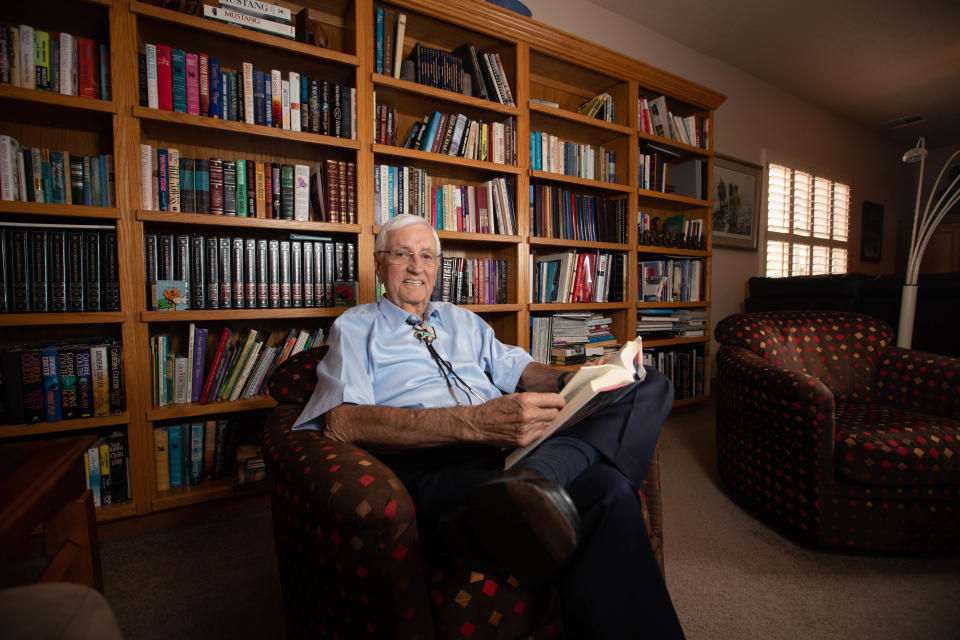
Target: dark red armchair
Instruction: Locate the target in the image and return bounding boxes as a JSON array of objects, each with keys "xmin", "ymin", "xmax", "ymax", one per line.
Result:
[
  {"xmin": 715, "ymin": 311, "xmax": 960, "ymax": 551},
  {"xmin": 260, "ymin": 346, "xmax": 666, "ymax": 639}
]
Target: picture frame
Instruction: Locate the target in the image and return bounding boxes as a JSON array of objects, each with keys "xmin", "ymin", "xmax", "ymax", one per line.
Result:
[
  {"xmin": 711, "ymin": 154, "xmax": 763, "ymax": 250},
  {"xmin": 860, "ymin": 201, "xmax": 884, "ymax": 262}
]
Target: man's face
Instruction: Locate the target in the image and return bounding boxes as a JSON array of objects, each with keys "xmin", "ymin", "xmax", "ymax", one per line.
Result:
[{"xmin": 375, "ymin": 223, "xmax": 439, "ymax": 317}]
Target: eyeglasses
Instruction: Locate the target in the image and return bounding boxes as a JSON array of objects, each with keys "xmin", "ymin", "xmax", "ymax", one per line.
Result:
[{"xmin": 376, "ymin": 249, "xmax": 441, "ymax": 266}]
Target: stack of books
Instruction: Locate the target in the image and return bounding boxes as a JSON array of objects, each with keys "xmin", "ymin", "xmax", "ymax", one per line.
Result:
[
  {"xmin": 153, "ymin": 419, "xmax": 239, "ymax": 491},
  {"xmin": 83, "ymin": 431, "xmax": 130, "ymax": 506},
  {"xmin": 202, "ymin": 0, "xmax": 295, "ymax": 40}
]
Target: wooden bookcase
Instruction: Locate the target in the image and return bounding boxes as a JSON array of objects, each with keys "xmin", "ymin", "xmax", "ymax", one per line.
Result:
[{"xmin": 0, "ymin": 0, "xmax": 724, "ymax": 526}]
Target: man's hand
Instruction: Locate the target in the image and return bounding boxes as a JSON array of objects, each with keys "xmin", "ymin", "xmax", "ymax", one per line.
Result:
[{"xmin": 461, "ymin": 392, "xmax": 565, "ymax": 448}]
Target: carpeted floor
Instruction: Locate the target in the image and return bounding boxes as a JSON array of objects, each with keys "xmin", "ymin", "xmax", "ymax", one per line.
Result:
[{"xmin": 100, "ymin": 399, "xmax": 960, "ymax": 639}]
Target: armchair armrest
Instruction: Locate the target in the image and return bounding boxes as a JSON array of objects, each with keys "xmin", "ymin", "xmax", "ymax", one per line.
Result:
[
  {"xmin": 875, "ymin": 347, "xmax": 960, "ymax": 419},
  {"xmin": 260, "ymin": 404, "xmax": 434, "ymax": 638}
]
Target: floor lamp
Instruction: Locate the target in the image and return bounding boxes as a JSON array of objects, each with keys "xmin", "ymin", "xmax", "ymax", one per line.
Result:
[{"xmin": 898, "ymin": 137, "xmax": 960, "ymax": 348}]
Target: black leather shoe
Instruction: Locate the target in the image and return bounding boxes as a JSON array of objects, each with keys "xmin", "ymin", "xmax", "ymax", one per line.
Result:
[{"xmin": 461, "ymin": 467, "xmax": 580, "ymax": 585}]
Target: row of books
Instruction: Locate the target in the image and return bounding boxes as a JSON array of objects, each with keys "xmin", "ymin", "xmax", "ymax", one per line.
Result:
[
  {"xmin": 393, "ymin": 109, "xmax": 517, "ymax": 165},
  {"xmin": 530, "ymin": 312, "xmax": 618, "ymax": 365},
  {"xmin": 639, "ymin": 96, "xmax": 708, "ymax": 150},
  {"xmin": 153, "ymin": 419, "xmax": 238, "ymax": 491},
  {"xmin": 140, "ymin": 147, "xmax": 356, "ymax": 224},
  {"xmin": 139, "ymin": 44, "xmax": 355, "ymax": 139},
  {"xmin": 1, "ymin": 225, "xmax": 120, "ymax": 314},
  {"xmin": 639, "ymin": 257, "xmax": 704, "ymax": 303},
  {"xmin": 0, "ymin": 24, "xmax": 110, "ymax": 99},
  {"xmin": 430, "ymin": 257, "xmax": 507, "ymax": 305},
  {"xmin": 529, "ymin": 185, "xmax": 629, "ymax": 244},
  {"xmin": 145, "ymin": 234, "xmax": 356, "ymax": 311},
  {"xmin": 638, "ymin": 142, "xmax": 678, "ymax": 193},
  {"xmin": 84, "ymin": 431, "xmax": 130, "ymax": 506},
  {"xmin": 1, "ymin": 338, "xmax": 124, "ymax": 426},
  {"xmin": 530, "ymin": 131, "xmax": 616, "ymax": 183},
  {"xmin": 644, "ymin": 345, "xmax": 707, "ymax": 400},
  {"xmin": 0, "ymin": 136, "xmax": 115, "ymax": 207},
  {"xmin": 373, "ymin": 164, "xmax": 517, "ymax": 235},
  {"xmin": 532, "ymin": 250, "xmax": 628, "ymax": 304},
  {"xmin": 151, "ymin": 324, "xmax": 322, "ymax": 407},
  {"xmin": 636, "ymin": 309, "xmax": 708, "ymax": 339},
  {"xmin": 202, "ymin": 0, "xmax": 295, "ymax": 40}
]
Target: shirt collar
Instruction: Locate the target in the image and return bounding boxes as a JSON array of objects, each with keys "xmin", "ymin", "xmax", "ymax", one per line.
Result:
[{"xmin": 377, "ymin": 297, "xmax": 443, "ymax": 332}]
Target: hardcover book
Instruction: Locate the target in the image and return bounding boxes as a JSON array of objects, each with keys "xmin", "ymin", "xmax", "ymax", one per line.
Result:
[{"xmin": 151, "ymin": 279, "xmax": 189, "ymax": 311}]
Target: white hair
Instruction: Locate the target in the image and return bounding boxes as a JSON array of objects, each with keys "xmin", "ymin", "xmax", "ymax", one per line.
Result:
[{"xmin": 376, "ymin": 214, "xmax": 441, "ymax": 254}]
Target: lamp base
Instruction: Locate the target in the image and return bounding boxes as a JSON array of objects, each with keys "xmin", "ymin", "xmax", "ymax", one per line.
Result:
[{"xmin": 897, "ymin": 284, "xmax": 918, "ymax": 348}]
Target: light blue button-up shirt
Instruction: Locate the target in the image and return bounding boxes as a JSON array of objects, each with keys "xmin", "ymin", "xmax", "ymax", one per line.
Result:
[{"xmin": 293, "ymin": 297, "xmax": 533, "ymax": 429}]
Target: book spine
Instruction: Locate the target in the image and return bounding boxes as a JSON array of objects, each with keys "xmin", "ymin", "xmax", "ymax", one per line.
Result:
[
  {"xmin": 107, "ymin": 342, "xmax": 124, "ymax": 414},
  {"xmin": 204, "ymin": 236, "xmax": 219, "ymax": 309},
  {"xmin": 232, "ymin": 237, "xmax": 244, "ymax": 308},
  {"xmin": 244, "ymin": 238, "xmax": 257, "ymax": 308},
  {"xmin": 189, "ymin": 235, "xmax": 205, "ymax": 309},
  {"xmin": 41, "ymin": 347, "xmax": 61, "ymax": 422},
  {"xmin": 155, "ymin": 44, "xmax": 172, "ymax": 110},
  {"xmin": 28, "ymin": 229, "xmax": 48, "ymax": 312},
  {"xmin": 191, "ymin": 327, "xmax": 208, "ymax": 403},
  {"xmin": 190, "ymin": 423, "xmax": 204, "ymax": 485},
  {"xmin": 185, "ymin": 53, "xmax": 199, "ymax": 115},
  {"xmin": 202, "ymin": 6, "xmax": 295, "ymax": 39},
  {"xmin": 102, "ymin": 230, "xmax": 121, "ymax": 311},
  {"xmin": 267, "ymin": 239, "xmax": 280, "ymax": 307},
  {"xmin": 167, "ymin": 425, "xmax": 182, "ymax": 487},
  {"xmin": 222, "ymin": 160, "xmax": 237, "ymax": 215},
  {"xmin": 90, "ymin": 345, "xmax": 110, "ymax": 417},
  {"xmin": 83, "ymin": 231, "xmax": 101, "ymax": 311},
  {"xmin": 171, "ymin": 49, "xmax": 186, "ymax": 113},
  {"xmin": 154, "ymin": 427, "xmax": 170, "ymax": 491},
  {"xmin": 209, "ymin": 157, "xmax": 224, "ymax": 214}
]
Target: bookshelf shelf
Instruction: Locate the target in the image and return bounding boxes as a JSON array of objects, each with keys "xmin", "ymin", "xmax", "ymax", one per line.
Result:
[
  {"xmin": 0, "ymin": 202, "xmax": 120, "ymax": 219},
  {"xmin": 372, "ymin": 144, "xmax": 522, "ymax": 174},
  {"xmin": 529, "ymin": 102, "xmax": 632, "ymax": 140},
  {"xmin": 141, "ymin": 308, "xmax": 346, "ymax": 323},
  {"xmin": 132, "ymin": 106, "xmax": 362, "ymax": 150},
  {"xmin": 151, "ymin": 475, "xmax": 240, "ymax": 511},
  {"xmin": 530, "ymin": 236, "xmax": 630, "ymax": 252},
  {"xmin": 0, "ymin": 85, "xmax": 117, "ymax": 114},
  {"xmin": 146, "ymin": 396, "xmax": 278, "ymax": 422},
  {"xmin": 637, "ymin": 131, "xmax": 711, "ymax": 157},
  {"xmin": 636, "ymin": 244, "xmax": 709, "ymax": 257},
  {"xmin": 372, "ymin": 73, "xmax": 521, "ymax": 116},
  {"xmin": 0, "ymin": 312, "xmax": 125, "ymax": 326},
  {"xmin": 529, "ymin": 302, "xmax": 633, "ymax": 312},
  {"xmin": 637, "ymin": 300, "xmax": 710, "ymax": 309},
  {"xmin": 461, "ymin": 304, "xmax": 522, "ymax": 314},
  {"xmin": 637, "ymin": 189, "xmax": 709, "ymax": 208},
  {"xmin": 643, "ymin": 336, "xmax": 708, "ymax": 348},
  {"xmin": 136, "ymin": 210, "xmax": 361, "ymax": 234},
  {"xmin": 0, "ymin": 413, "xmax": 132, "ymax": 440},
  {"xmin": 435, "ymin": 229, "xmax": 522, "ymax": 244},
  {"xmin": 95, "ymin": 502, "xmax": 137, "ymax": 523},
  {"xmin": 130, "ymin": 1, "xmax": 360, "ymax": 67},
  {"xmin": 530, "ymin": 170, "xmax": 632, "ymax": 193}
]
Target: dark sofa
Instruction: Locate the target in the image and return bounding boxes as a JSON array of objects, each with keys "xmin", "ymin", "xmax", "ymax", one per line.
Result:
[{"xmin": 744, "ymin": 272, "xmax": 960, "ymax": 357}]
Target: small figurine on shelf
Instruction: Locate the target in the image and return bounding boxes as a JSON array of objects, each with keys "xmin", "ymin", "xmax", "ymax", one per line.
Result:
[{"xmin": 296, "ymin": 9, "xmax": 328, "ymax": 48}]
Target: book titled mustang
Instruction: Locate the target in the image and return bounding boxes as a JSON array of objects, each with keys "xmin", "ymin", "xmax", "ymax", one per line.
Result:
[{"xmin": 505, "ymin": 338, "xmax": 646, "ymax": 469}]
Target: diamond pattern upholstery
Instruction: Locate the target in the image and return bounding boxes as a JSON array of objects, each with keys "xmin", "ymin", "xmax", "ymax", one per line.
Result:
[
  {"xmin": 262, "ymin": 346, "xmax": 666, "ymax": 638},
  {"xmin": 715, "ymin": 311, "xmax": 960, "ymax": 551}
]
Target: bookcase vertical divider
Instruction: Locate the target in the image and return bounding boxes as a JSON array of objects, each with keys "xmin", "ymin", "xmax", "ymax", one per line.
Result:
[
  {"xmin": 111, "ymin": 0, "xmax": 154, "ymax": 514},
  {"xmin": 355, "ymin": 0, "xmax": 377, "ymax": 304},
  {"xmin": 513, "ymin": 42, "xmax": 530, "ymax": 348}
]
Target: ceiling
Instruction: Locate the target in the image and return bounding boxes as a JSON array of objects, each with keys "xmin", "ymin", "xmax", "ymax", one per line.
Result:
[{"xmin": 588, "ymin": 0, "xmax": 960, "ymax": 149}]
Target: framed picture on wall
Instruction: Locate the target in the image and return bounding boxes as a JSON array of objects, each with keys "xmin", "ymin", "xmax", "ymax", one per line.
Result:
[
  {"xmin": 711, "ymin": 154, "xmax": 763, "ymax": 250},
  {"xmin": 861, "ymin": 201, "xmax": 884, "ymax": 262}
]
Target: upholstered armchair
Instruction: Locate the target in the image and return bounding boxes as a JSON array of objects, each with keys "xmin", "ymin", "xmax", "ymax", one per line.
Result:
[
  {"xmin": 260, "ymin": 346, "xmax": 666, "ymax": 639},
  {"xmin": 715, "ymin": 311, "xmax": 960, "ymax": 551}
]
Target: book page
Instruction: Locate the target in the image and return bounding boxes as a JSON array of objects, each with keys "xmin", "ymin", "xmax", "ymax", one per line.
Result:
[{"xmin": 560, "ymin": 338, "xmax": 645, "ymax": 401}]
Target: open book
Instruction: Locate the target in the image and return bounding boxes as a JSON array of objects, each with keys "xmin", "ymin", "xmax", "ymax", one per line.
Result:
[{"xmin": 505, "ymin": 338, "xmax": 646, "ymax": 469}]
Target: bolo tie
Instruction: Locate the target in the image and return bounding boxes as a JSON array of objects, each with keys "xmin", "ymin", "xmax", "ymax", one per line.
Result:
[{"xmin": 405, "ymin": 315, "xmax": 485, "ymax": 406}]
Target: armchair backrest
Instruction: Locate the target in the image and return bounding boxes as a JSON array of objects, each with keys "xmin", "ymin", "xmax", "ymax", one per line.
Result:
[{"xmin": 715, "ymin": 311, "xmax": 894, "ymax": 402}]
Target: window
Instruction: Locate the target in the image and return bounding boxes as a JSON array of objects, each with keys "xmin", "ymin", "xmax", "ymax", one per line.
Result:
[{"xmin": 765, "ymin": 163, "xmax": 850, "ymax": 277}]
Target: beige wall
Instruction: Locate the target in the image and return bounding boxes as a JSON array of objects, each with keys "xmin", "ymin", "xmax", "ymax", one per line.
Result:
[{"xmin": 521, "ymin": 0, "xmax": 909, "ymax": 361}]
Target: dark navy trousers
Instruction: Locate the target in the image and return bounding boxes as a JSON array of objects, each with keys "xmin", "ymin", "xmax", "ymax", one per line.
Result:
[{"xmin": 378, "ymin": 367, "xmax": 685, "ymax": 639}]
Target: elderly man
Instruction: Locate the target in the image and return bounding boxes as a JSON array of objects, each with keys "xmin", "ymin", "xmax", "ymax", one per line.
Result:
[{"xmin": 294, "ymin": 214, "xmax": 684, "ymax": 638}]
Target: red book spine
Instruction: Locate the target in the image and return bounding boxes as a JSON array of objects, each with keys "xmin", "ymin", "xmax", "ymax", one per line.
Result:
[
  {"xmin": 198, "ymin": 53, "xmax": 209, "ymax": 116},
  {"xmin": 156, "ymin": 45, "xmax": 173, "ymax": 111},
  {"xmin": 199, "ymin": 328, "xmax": 231, "ymax": 404},
  {"xmin": 76, "ymin": 38, "xmax": 99, "ymax": 99}
]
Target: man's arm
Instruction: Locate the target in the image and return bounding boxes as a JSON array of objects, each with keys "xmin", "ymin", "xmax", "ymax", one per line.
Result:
[
  {"xmin": 325, "ymin": 392, "xmax": 565, "ymax": 453},
  {"xmin": 516, "ymin": 361, "xmax": 570, "ymax": 392}
]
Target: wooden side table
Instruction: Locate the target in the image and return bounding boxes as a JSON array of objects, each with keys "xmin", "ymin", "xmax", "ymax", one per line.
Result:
[{"xmin": 0, "ymin": 435, "xmax": 103, "ymax": 591}]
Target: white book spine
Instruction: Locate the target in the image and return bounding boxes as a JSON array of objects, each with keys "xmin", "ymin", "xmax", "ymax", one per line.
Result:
[
  {"xmin": 59, "ymin": 32, "xmax": 76, "ymax": 95},
  {"xmin": 218, "ymin": 0, "xmax": 292, "ymax": 23},
  {"xmin": 145, "ymin": 44, "xmax": 158, "ymax": 109},
  {"xmin": 281, "ymin": 79, "xmax": 290, "ymax": 130},
  {"xmin": 288, "ymin": 72, "xmax": 300, "ymax": 132},
  {"xmin": 15, "ymin": 148, "xmax": 26, "ymax": 203},
  {"xmin": 229, "ymin": 342, "xmax": 263, "ymax": 401},
  {"xmin": 19, "ymin": 25, "xmax": 35, "ymax": 90},
  {"xmin": 0, "ymin": 136, "xmax": 20, "ymax": 201},
  {"xmin": 7, "ymin": 26, "xmax": 21, "ymax": 88},
  {"xmin": 242, "ymin": 62, "xmax": 254, "ymax": 125},
  {"xmin": 202, "ymin": 6, "xmax": 295, "ymax": 39},
  {"xmin": 140, "ymin": 144, "xmax": 153, "ymax": 210},
  {"xmin": 294, "ymin": 164, "xmax": 309, "ymax": 220},
  {"xmin": 392, "ymin": 14, "xmax": 407, "ymax": 79},
  {"xmin": 186, "ymin": 323, "xmax": 195, "ymax": 403}
]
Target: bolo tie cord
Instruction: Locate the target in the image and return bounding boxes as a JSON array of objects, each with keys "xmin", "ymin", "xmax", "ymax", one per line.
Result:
[{"xmin": 407, "ymin": 317, "xmax": 484, "ymax": 406}]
